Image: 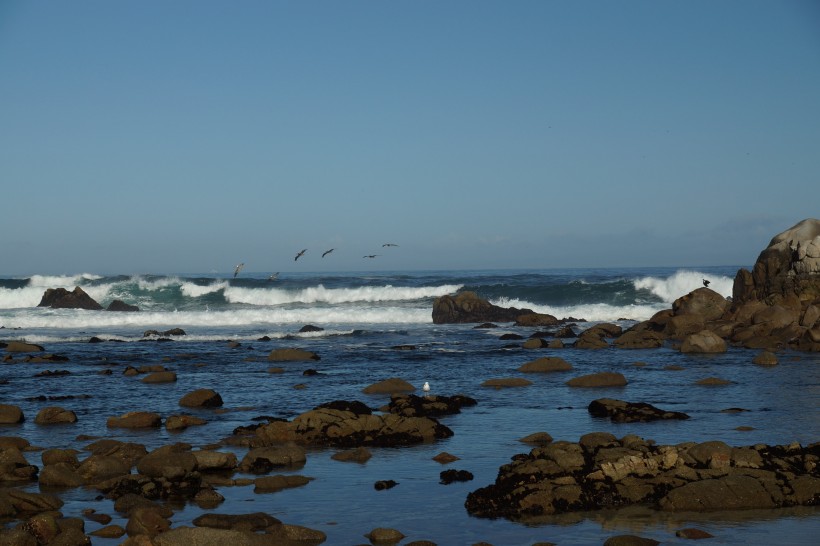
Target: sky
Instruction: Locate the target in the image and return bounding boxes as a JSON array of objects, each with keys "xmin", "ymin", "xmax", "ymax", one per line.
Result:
[{"xmin": 1, "ymin": 0, "xmax": 819, "ymax": 276}]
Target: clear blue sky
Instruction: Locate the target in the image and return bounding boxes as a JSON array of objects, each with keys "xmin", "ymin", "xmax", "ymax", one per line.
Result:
[{"xmin": 1, "ymin": 0, "xmax": 818, "ymax": 276}]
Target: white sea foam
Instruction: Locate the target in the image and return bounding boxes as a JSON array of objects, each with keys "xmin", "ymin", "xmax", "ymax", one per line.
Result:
[
  {"xmin": 180, "ymin": 281, "xmax": 228, "ymax": 298},
  {"xmin": 27, "ymin": 273, "xmax": 102, "ymax": 286},
  {"xmin": 490, "ymin": 297, "xmax": 666, "ymax": 322},
  {"xmin": 224, "ymin": 284, "xmax": 462, "ymax": 306},
  {"xmin": 135, "ymin": 275, "xmax": 182, "ymax": 291},
  {"xmin": 634, "ymin": 270, "xmax": 733, "ymax": 302},
  {"xmin": 0, "ymin": 276, "xmax": 112, "ymax": 310}
]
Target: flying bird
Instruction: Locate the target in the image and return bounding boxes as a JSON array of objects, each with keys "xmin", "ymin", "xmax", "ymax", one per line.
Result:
[
  {"xmin": 322, "ymin": 248, "xmax": 334, "ymax": 258},
  {"xmin": 294, "ymin": 249, "xmax": 307, "ymax": 261},
  {"xmin": 233, "ymin": 263, "xmax": 244, "ymax": 278},
  {"xmin": 382, "ymin": 243, "xmax": 399, "ymax": 247},
  {"xmin": 363, "ymin": 254, "xmax": 379, "ymax": 259},
  {"xmin": 702, "ymin": 279, "xmax": 710, "ymax": 287},
  {"xmin": 267, "ymin": 272, "xmax": 279, "ymax": 281}
]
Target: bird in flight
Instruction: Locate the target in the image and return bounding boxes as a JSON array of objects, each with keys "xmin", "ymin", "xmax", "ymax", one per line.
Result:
[
  {"xmin": 702, "ymin": 279, "xmax": 710, "ymax": 287},
  {"xmin": 294, "ymin": 249, "xmax": 307, "ymax": 261},
  {"xmin": 267, "ymin": 272, "xmax": 279, "ymax": 281},
  {"xmin": 363, "ymin": 254, "xmax": 379, "ymax": 259},
  {"xmin": 322, "ymin": 248, "xmax": 334, "ymax": 258},
  {"xmin": 233, "ymin": 263, "xmax": 244, "ymax": 278},
  {"xmin": 382, "ymin": 243, "xmax": 399, "ymax": 247}
]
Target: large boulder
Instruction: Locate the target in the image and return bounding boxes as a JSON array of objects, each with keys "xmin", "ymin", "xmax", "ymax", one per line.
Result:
[
  {"xmin": 37, "ymin": 287, "xmax": 103, "ymax": 310},
  {"xmin": 432, "ymin": 291, "xmax": 535, "ymax": 324},
  {"xmin": 680, "ymin": 330, "xmax": 727, "ymax": 354},
  {"xmin": 672, "ymin": 288, "xmax": 730, "ymax": 322},
  {"xmin": 733, "ymin": 218, "xmax": 820, "ymax": 305}
]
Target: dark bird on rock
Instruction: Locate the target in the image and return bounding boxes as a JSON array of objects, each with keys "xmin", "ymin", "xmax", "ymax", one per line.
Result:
[
  {"xmin": 382, "ymin": 243, "xmax": 399, "ymax": 247},
  {"xmin": 322, "ymin": 248, "xmax": 334, "ymax": 258},
  {"xmin": 702, "ymin": 279, "xmax": 710, "ymax": 287},
  {"xmin": 363, "ymin": 254, "xmax": 379, "ymax": 259},
  {"xmin": 233, "ymin": 263, "xmax": 244, "ymax": 278},
  {"xmin": 294, "ymin": 249, "xmax": 307, "ymax": 261}
]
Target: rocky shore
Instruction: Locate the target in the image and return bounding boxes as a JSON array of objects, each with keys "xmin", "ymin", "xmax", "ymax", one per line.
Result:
[{"xmin": 0, "ymin": 219, "xmax": 818, "ymax": 545}]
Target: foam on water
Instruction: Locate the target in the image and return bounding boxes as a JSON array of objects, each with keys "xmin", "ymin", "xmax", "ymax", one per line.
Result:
[
  {"xmin": 634, "ymin": 269, "xmax": 734, "ymax": 301},
  {"xmin": 490, "ymin": 297, "xmax": 667, "ymax": 322},
  {"xmin": 224, "ymin": 283, "xmax": 463, "ymax": 306}
]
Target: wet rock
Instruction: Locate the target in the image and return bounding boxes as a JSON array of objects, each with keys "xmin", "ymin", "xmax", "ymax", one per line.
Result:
[
  {"xmin": 0, "ymin": 447, "xmax": 38, "ymax": 482},
  {"xmin": 34, "ymin": 406, "xmax": 77, "ymax": 425},
  {"xmin": 3, "ymin": 341, "xmax": 44, "ymax": 353},
  {"xmin": 365, "ymin": 527, "xmax": 405, "ymax": 544},
  {"xmin": 143, "ymin": 328, "xmax": 186, "ymax": 337},
  {"xmin": 299, "ymin": 324, "xmax": 324, "ymax": 333},
  {"xmin": 432, "ymin": 291, "xmax": 535, "ymax": 324},
  {"xmin": 681, "ymin": 330, "xmax": 727, "ymax": 353},
  {"xmin": 439, "ymin": 469, "xmax": 473, "ymax": 484},
  {"xmin": 362, "ymin": 377, "xmax": 416, "ymax": 394},
  {"xmin": 566, "ymin": 372, "xmax": 627, "ymax": 388},
  {"xmin": 0, "ymin": 404, "xmax": 24, "ymax": 424},
  {"xmin": 613, "ymin": 330, "xmax": 665, "ymax": 349},
  {"xmin": 752, "ymin": 350, "xmax": 778, "ymax": 366},
  {"xmin": 38, "ymin": 287, "xmax": 103, "ymax": 310},
  {"xmin": 38, "ymin": 463, "xmax": 84, "ymax": 487},
  {"xmin": 433, "ymin": 452, "xmax": 460, "ymax": 464},
  {"xmin": 519, "ymin": 432, "xmax": 553, "ymax": 445},
  {"xmin": 588, "ymin": 398, "xmax": 689, "ymax": 423},
  {"xmin": 107, "ymin": 299, "xmax": 139, "ymax": 312},
  {"xmin": 518, "ymin": 356, "xmax": 572, "ymax": 373},
  {"xmin": 603, "ymin": 536, "xmax": 660, "ymax": 546},
  {"xmin": 481, "ymin": 378, "xmax": 533, "ymax": 388},
  {"xmin": 267, "ymin": 348, "xmax": 320, "ymax": 361},
  {"xmin": 106, "ymin": 411, "xmax": 162, "ymax": 429},
  {"xmin": 90, "ymin": 525, "xmax": 126, "ymax": 539},
  {"xmin": 465, "ymin": 436, "xmax": 820, "ymax": 520},
  {"xmin": 192, "ymin": 511, "xmax": 281, "ymax": 531},
  {"xmin": 76, "ymin": 454, "xmax": 131, "ymax": 484},
  {"xmin": 179, "ymin": 388, "xmax": 223, "ymax": 408},
  {"xmin": 374, "ymin": 480, "xmax": 398, "ymax": 490},
  {"xmin": 254, "ymin": 474, "xmax": 313, "ymax": 493},
  {"xmin": 165, "ymin": 414, "xmax": 207, "ymax": 431},
  {"xmin": 136, "ymin": 444, "xmax": 198, "ymax": 480},
  {"xmin": 675, "ymin": 528, "xmax": 715, "ymax": 539},
  {"xmin": 239, "ymin": 444, "xmax": 307, "ymax": 472},
  {"xmin": 695, "ymin": 377, "xmax": 732, "ymax": 386},
  {"xmin": 515, "ymin": 313, "xmax": 559, "ymax": 327},
  {"xmin": 331, "ymin": 447, "xmax": 372, "ymax": 463},
  {"xmin": 141, "ymin": 371, "xmax": 177, "ymax": 383},
  {"xmin": 125, "ymin": 506, "xmax": 171, "ymax": 537},
  {"xmin": 387, "ymin": 393, "xmax": 477, "ymax": 418}
]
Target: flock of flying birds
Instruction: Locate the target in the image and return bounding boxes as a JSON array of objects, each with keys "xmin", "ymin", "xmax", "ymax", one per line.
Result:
[{"xmin": 231, "ymin": 243, "xmax": 399, "ymax": 279}]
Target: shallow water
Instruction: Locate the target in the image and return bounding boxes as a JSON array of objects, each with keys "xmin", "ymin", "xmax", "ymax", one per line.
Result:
[{"xmin": 2, "ymin": 319, "xmax": 819, "ymax": 545}]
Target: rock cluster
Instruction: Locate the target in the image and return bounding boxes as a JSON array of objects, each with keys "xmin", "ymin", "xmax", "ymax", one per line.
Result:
[
  {"xmin": 587, "ymin": 398, "xmax": 690, "ymax": 423},
  {"xmin": 432, "ymin": 291, "xmax": 540, "ymax": 324},
  {"xmin": 466, "ymin": 433, "xmax": 820, "ymax": 520}
]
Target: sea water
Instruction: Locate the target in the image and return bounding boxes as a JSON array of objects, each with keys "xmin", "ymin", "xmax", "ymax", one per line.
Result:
[{"xmin": 1, "ymin": 267, "xmax": 818, "ymax": 544}]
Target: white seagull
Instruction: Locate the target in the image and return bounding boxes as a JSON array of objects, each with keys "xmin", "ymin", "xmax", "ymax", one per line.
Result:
[{"xmin": 422, "ymin": 381, "xmax": 430, "ymax": 393}]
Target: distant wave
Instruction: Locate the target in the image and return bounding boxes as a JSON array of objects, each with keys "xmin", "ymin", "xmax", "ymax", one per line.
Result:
[
  {"xmin": 224, "ymin": 284, "xmax": 463, "ymax": 306},
  {"xmin": 633, "ymin": 270, "xmax": 733, "ymax": 302}
]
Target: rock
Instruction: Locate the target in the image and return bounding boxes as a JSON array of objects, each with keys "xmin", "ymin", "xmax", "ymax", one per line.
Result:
[
  {"xmin": 432, "ymin": 291, "xmax": 534, "ymax": 324},
  {"xmin": 179, "ymin": 388, "xmax": 223, "ymax": 408},
  {"xmin": 387, "ymin": 393, "xmax": 477, "ymax": 418},
  {"xmin": 331, "ymin": 447, "xmax": 372, "ymax": 463},
  {"xmin": 239, "ymin": 445, "xmax": 307, "ymax": 472},
  {"xmin": 514, "ymin": 313, "xmax": 559, "ymax": 327},
  {"xmin": 106, "ymin": 411, "xmax": 162, "ymax": 429},
  {"xmin": 675, "ymin": 528, "xmax": 715, "ymax": 539},
  {"xmin": 136, "ymin": 444, "xmax": 198, "ymax": 480},
  {"xmin": 566, "ymin": 372, "xmax": 627, "ymax": 388},
  {"xmin": 733, "ymin": 218, "xmax": 820, "ymax": 305},
  {"xmin": 481, "ymin": 378, "xmax": 533, "ymax": 388},
  {"xmin": 433, "ymin": 452, "xmax": 460, "ymax": 464},
  {"xmin": 362, "ymin": 378, "xmax": 415, "ymax": 394},
  {"xmin": 673, "ymin": 287, "xmax": 730, "ymax": 322},
  {"xmin": 613, "ymin": 330, "xmax": 665, "ymax": 349},
  {"xmin": 603, "ymin": 536, "xmax": 660, "ymax": 546},
  {"xmin": 465, "ymin": 436, "xmax": 820, "ymax": 520},
  {"xmin": 680, "ymin": 330, "xmax": 727, "ymax": 353},
  {"xmin": 365, "ymin": 527, "xmax": 405, "ymax": 544},
  {"xmin": 165, "ymin": 414, "xmax": 207, "ymax": 431},
  {"xmin": 0, "ymin": 405, "xmax": 24, "ymax": 424},
  {"xmin": 141, "ymin": 371, "xmax": 177, "ymax": 383},
  {"xmin": 192, "ymin": 450, "xmax": 238, "ymax": 472},
  {"xmin": 33, "ymin": 406, "xmax": 77, "ymax": 425},
  {"xmin": 374, "ymin": 480, "xmax": 398, "ymax": 490},
  {"xmin": 76, "ymin": 454, "xmax": 131, "ymax": 484},
  {"xmin": 298, "ymin": 324, "xmax": 324, "ymax": 333},
  {"xmin": 588, "ymin": 398, "xmax": 689, "ymax": 423},
  {"xmin": 439, "ymin": 469, "xmax": 473, "ymax": 484},
  {"xmin": 752, "ymin": 350, "xmax": 778, "ymax": 366},
  {"xmin": 695, "ymin": 377, "xmax": 732, "ymax": 386},
  {"xmin": 90, "ymin": 525, "xmax": 126, "ymax": 538},
  {"xmin": 522, "ymin": 338, "xmax": 549, "ymax": 348},
  {"xmin": 38, "ymin": 287, "xmax": 103, "ymax": 310},
  {"xmin": 253, "ymin": 474, "xmax": 313, "ymax": 493},
  {"xmin": 267, "ymin": 348, "xmax": 320, "ymax": 361},
  {"xmin": 519, "ymin": 432, "xmax": 553, "ymax": 445},
  {"xmin": 517, "ymin": 357, "xmax": 572, "ymax": 373},
  {"xmin": 3, "ymin": 341, "xmax": 44, "ymax": 353},
  {"xmin": 106, "ymin": 300, "xmax": 139, "ymax": 312},
  {"xmin": 38, "ymin": 462, "xmax": 84, "ymax": 487},
  {"xmin": 126, "ymin": 506, "xmax": 171, "ymax": 537}
]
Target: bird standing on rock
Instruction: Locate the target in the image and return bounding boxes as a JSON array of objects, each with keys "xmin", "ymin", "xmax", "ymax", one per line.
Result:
[{"xmin": 703, "ymin": 279, "xmax": 710, "ymax": 287}]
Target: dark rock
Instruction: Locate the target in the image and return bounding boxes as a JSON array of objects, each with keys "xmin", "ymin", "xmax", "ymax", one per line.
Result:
[
  {"xmin": 588, "ymin": 398, "xmax": 690, "ymax": 423},
  {"xmin": 499, "ymin": 333, "xmax": 524, "ymax": 340},
  {"xmin": 387, "ymin": 393, "xmax": 477, "ymax": 418},
  {"xmin": 432, "ymin": 291, "xmax": 535, "ymax": 324},
  {"xmin": 374, "ymin": 480, "xmax": 398, "ymax": 490},
  {"xmin": 106, "ymin": 300, "xmax": 139, "ymax": 312},
  {"xmin": 38, "ymin": 287, "xmax": 102, "ymax": 310},
  {"xmin": 316, "ymin": 400, "xmax": 372, "ymax": 415},
  {"xmin": 440, "ymin": 469, "xmax": 474, "ymax": 484},
  {"xmin": 298, "ymin": 324, "xmax": 324, "ymax": 333}
]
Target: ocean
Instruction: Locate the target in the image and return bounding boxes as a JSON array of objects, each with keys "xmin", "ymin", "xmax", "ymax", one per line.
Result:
[{"xmin": 1, "ymin": 266, "xmax": 818, "ymax": 545}]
